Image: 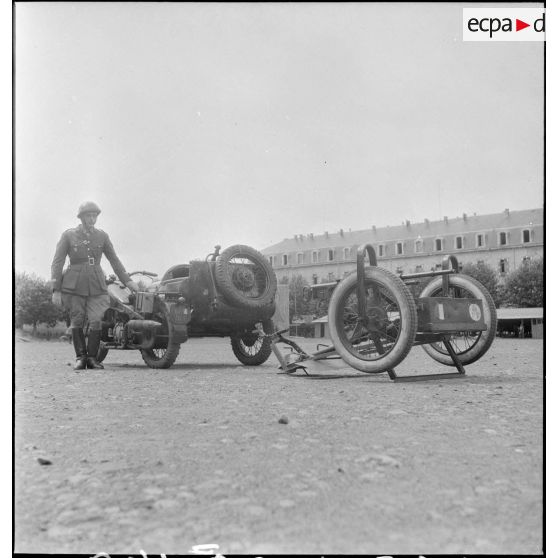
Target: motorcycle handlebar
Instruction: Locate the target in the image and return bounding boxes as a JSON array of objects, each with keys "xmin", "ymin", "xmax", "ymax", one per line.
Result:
[{"xmin": 129, "ymin": 271, "xmax": 158, "ymax": 277}]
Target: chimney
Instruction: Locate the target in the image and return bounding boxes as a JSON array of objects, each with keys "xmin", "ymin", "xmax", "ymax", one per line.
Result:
[
  {"xmin": 325, "ymin": 231, "xmax": 329, "ymax": 238},
  {"xmin": 309, "ymin": 233, "xmax": 314, "ymax": 240},
  {"xmin": 444, "ymin": 216, "xmax": 448, "ymax": 224},
  {"xmin": 405, "ymin": 220, "xmax": 410, "ymax": 228},
  {"xmin": 372, "ymin": 225, "xmax": 376, "ymax": 233},
  {"xmin": 424, "ymin": 218, "xmax": 430, "ymax": 227},
  {"xmin": 463, "ymin": 213, "xmax": 467, "ymax": 221},
  {"xmin": 339, "ymin": 229, "xmax": 344, "ymax": 237},
  {"xmin": 505, "ymin": 208, "xmax": 510, "ymax": 217}
]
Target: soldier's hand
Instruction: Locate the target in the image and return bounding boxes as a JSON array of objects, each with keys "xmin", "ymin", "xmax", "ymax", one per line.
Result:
[
  {"xmin": 126, "ymin": 280, "xmax": 140, "ymax": 292},
  {"xmin": 52, "ymin": 291, "xmax": 62, "ymax": 306}
]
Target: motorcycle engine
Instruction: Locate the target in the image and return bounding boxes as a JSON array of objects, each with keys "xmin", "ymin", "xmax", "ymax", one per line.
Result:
[{"xmin": 113, "ymin": 322, "xmax": 127, "ymax": 344}]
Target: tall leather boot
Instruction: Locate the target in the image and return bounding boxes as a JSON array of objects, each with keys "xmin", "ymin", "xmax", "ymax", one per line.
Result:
[
  {"xmin": 72, "ymin": 328, "xmax": 87, "ymax": 371},
  {"xmin": 86, "ymin": 330, "xmax": 104, "ymax": 369}
]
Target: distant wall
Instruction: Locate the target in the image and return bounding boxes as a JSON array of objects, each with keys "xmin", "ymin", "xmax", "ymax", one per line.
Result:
[{"xmin": 272, "ymin": 284, "xmax": 289, "ymax": 330}]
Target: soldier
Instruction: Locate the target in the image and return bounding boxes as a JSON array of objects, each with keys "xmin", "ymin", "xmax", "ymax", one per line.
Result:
[{"xmin": 51, "ymin": 201, "xmax": 139, "ymax": 371}]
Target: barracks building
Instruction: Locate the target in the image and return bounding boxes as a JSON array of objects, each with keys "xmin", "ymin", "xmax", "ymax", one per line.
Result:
[{"xmin": 262, "ymin": 208, "xmax": 543, "ymax": 284}]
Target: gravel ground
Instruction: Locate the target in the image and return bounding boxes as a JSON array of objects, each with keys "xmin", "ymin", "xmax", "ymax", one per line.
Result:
[{"xmin": 14, "ymin": 335, "xmax": 543, "ymax": 555}]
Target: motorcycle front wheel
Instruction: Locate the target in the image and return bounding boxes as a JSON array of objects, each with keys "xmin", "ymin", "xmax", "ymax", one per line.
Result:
[{"xmin": 140, "ymin": 310, "xmax": 181, "ymax": 369}]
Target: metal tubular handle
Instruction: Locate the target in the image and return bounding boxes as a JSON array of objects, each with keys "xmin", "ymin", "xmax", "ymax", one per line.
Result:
[
  {"xmin": 441, "ymin": 255, "xmax": 459, "ymax": 272},
  {"xmin": 441, "ymin": 255, "xmax": 459, "ymax": 296},
  {"xmin": 356, "ymin": 244, "xmax": 378, "ymax": 320}
]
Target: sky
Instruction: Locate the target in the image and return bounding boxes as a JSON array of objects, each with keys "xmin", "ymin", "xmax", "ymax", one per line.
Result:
[{"xmin": 14, "ymin": 2, "xmax": 544, "ymax": 278}]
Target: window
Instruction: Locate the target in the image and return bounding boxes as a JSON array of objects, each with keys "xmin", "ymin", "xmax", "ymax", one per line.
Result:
[
  {"xmin": 499, "ymin": 258, "xmax": 509, "ymax": 274},
  {"xmin": 328, "ymin": 249, "xmax": 335, "ymax": 262},
  {"xmin": 523, "ymin": 256, "xmax": 531, "ymax": 265},
  {"xmin": 268, "ymin": 256, "xmax": 273, "ymax": 267},
  {"xmin": 455, "ymin": 236, "xmax": 464, "ymax": 250},
  {"xmin": 343, "ymin": 247, "xmax": 350, "ymax": 260},
  {"xmin": 499, "ymin": 232, "xmax": 508, "ymax": 246},
  {"xmin": 396, "ymin": 266, "xmax": 404, "ymax": 274},
  {"xmin": 378, "ymin": 244, "xmax": 386, "ymax": 257},
  {"xmin": 476, "ymin": 234, "xmax": 484, "ymax": 248},
  {"xmin": 312, "ymin": 251, "xmax": 319, "ymax": 264},
  {"xmin": 415, "ymin": 239, "xmax": 423, "ymax": 253},
  {"xmin": 312, "ymin": 274, "xmax": 318, "ymax": 285},
  {"xmin": 396, "ymin": 242, "xmax": 404, "ymax": 255},
  {"xmin": 297, "ymin": 253, "xmax": 304, "ymax": 265},
  {"xmin": 435, "ymin": 238, "xmax": 443, "ymax": 251},
  {"xmin": 327, "ymin": 272, "xmax": 335, "ymax": 281},
  {"xmin": 282, "ymin": 254, "xmax": 288, "ymax": 266},
  {"xmin": 522, "ymin": 229, "xmax": 532, "ymax": 243},
  {"xmin": 477, "ymin": 260, "xmax": 484, "ymax": 265},
  {"xmin": 415, "ymin": 264, "xmax": 423, "ymax": 273}
]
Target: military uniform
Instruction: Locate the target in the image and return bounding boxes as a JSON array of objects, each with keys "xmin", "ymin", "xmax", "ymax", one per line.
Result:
[
  {"xmin": 51, "ymin": 224, "xmax": 131, "ymax": 302},
  {"xmin": 51, "ymin": 201, "xmax": 135, "ymax": 370}
]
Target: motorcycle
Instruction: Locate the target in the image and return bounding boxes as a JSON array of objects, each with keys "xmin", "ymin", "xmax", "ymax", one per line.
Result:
[{"xmin": 86, "ymin": 245, "xmax": 277, "ymax": 369}]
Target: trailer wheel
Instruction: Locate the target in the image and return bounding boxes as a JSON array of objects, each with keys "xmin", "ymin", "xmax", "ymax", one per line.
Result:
[
  {"xmin": 328, "ymin": 268, "xmax": 417, "ymax": 373},
  {"xmin": 215, "ymin": 245, "xmax": 277, "ymax": 310},
  {"xmin": 419, "ymin": 274, "xmax": 497, "ymax": 366},
  {"xmin": 231, "ymin": 320, "xmax": 273, "ymax": 366}
]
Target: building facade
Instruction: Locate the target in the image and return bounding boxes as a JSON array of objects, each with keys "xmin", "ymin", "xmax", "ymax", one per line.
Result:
[{"xmin": 262, "ymin": 208, "xmax": 543, "ymax": 284}]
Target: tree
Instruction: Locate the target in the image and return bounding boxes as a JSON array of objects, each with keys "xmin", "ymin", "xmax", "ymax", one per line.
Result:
[
  {"xmin": 280, "ymin": 274, "xmax": 327, "ymax": 320},
  {"xmin": 460, "ymin": 261, "xmax": 503, "ymax": 307},
  {"xmin": 15, "ymin": 272, "xmax": 63, "ymax": 334},
  {"xmin": 502, "ymin": 258, "xmax": 543, "ymax": 308}
]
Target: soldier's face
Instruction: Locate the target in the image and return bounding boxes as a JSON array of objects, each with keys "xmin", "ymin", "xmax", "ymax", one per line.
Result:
[{"xmin": 81, "ymin": 212, "xmax": 98, "ymax": 228}]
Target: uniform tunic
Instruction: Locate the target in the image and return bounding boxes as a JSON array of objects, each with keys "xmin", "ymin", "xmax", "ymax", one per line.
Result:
[
  {"xmin": 51, "ymin": 225, "xmax": 132, "ymax": 328},
  {"xmin": 51, "ymin": 224, "xmax": 131, "ymax": 295}
]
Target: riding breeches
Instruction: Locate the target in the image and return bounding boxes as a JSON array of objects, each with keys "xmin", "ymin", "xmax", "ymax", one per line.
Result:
[{"xmin": 62, "ymin": 293, "xmax": 110, "ymax": 330}]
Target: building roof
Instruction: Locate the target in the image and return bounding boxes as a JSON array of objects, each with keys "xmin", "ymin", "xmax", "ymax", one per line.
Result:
[
  {"xmin": 496, "ymin": 307, "xmax": 544, "ymax": 320},
  {"xmin": 262, "ymin": 208, "xmax": 543, "ymax": 254}
]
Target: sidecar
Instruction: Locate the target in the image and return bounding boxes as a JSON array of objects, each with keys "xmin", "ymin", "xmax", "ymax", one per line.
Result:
[{"xmin": 98, "ymin": 245, "xmax": 277, "ymax": 369}]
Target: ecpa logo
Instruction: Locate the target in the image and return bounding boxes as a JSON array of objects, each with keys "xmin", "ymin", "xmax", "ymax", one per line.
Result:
[{"xmin": 463, "ymin": 8, "xmax": 545, "ymax": 41}]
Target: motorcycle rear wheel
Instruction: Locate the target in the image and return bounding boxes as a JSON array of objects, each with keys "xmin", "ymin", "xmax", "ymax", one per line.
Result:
[
  {"xmin": 140, "ymin": 310, "xmax": 181, "ymax": 369},
  {"xmin": 230, "ymin": 319, "xmax": 273, "ymax": 366}
]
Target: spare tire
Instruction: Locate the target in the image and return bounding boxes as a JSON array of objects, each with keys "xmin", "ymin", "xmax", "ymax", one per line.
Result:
[{"xmin": 215, "ymin": 245, "xmax": 277, "ymax": 310}]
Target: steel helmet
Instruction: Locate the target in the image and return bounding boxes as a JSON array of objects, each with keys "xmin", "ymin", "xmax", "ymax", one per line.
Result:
[{"xmin": 77, "ymin": 201, "xmax": 101, "ymax": 218}]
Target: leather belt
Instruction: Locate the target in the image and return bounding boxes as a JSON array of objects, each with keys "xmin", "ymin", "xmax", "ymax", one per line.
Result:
[{"xmin": 70, "ymin": 258, "xmax": 98, "ymax": 266}]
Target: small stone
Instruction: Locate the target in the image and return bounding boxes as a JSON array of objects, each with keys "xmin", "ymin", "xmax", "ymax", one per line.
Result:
[
  {"xmin": 278, "ymin": 415, "xmax": 289, "ymax": 424},
  {"xmin": 279, "ymin": 499, "xmax": 296, "ymax": 508},
  {"xmin": 37, "ymin": 458, "xmax": 52, "ymax": 466}
]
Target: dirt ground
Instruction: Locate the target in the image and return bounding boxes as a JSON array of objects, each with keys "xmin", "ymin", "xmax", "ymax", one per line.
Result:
[{"xmin": 14, "ymin": 335, "xmax": 543, "ymax": 555}]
